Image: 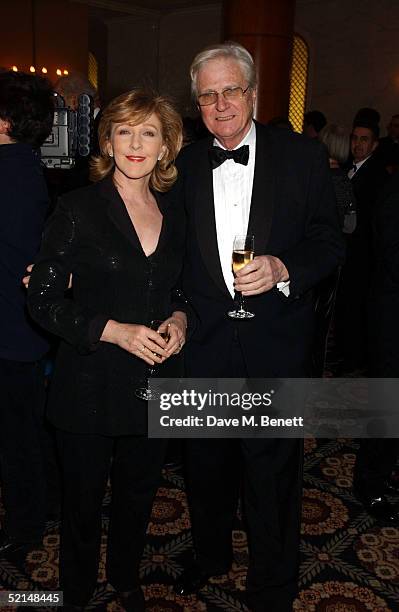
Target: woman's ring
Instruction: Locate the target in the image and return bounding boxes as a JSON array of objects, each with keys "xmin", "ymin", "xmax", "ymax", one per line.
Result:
[{"xmin": 140, "ymin": 345, "xmax": 145, "ymax": 352}]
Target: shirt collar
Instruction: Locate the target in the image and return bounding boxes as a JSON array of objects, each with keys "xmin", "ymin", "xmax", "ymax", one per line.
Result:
[
  {"xmin": 214, "ymin": 120, "xmax": 256, "ymax": 150},
  {"xmin": 354, "ymin": 154, "xmax": 372, "ymax": 171}
]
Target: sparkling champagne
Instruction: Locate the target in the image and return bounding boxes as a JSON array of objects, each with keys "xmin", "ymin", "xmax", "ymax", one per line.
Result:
[{"xmin": 232, "ymin": 249, "xmax": 254, "ymax": 274}]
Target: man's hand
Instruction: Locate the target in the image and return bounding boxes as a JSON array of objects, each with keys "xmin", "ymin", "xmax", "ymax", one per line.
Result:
[{"xmin": 234, "ymin": 255, "xmax": 289, "ymax": 296}]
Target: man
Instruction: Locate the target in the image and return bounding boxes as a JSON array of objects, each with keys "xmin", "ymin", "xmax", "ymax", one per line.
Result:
[
  {"xmin": 353, "ymin": 172, "xmax": 399, "ymax": 521},
  {"xmin": 174, "ymin": 42, "xmax": 344, "ymax": 611},
  {"xmin": 336, "ymin": 123, "xmax": 387, "ymax": 373},
  {"xmin": 302, "ymin": 109, "xmax": 327, "ymax": 139},
  {"xmin": 375, "ymin": 114, "xmax": 399, "ymax": 172},
  {"xmin": 0, "ymin": 71, "xmax": 55, "ymax": 555}
]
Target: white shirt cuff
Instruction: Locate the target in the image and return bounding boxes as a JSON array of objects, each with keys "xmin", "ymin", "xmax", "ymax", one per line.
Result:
[{"xmin": 277, "ymin": 281, "xmax": 290, "ymax": 297}]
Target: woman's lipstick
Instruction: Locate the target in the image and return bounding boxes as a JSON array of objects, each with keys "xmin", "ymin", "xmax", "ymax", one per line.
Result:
[{"xmin": 126, "ymin": 155, "xmax": 145, "ymax": 162}]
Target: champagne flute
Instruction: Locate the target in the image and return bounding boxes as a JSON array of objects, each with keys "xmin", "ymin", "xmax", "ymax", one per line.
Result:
[
  {"xmin": 135, "ymin": 319, "xmax": 169, "ymax": 400},
  {"xmin": 228, "ymin": 234, "xmax": 255, "ymax": 319}
]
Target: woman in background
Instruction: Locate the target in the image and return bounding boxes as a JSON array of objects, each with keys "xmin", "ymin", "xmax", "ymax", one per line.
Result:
[
  {"xmin": 28, "ymin": 89, "xmax": 186, "ymax": 611},
  {"xmin": 313, "ymin": 124, "xmax": 356, "ymax": 376}
]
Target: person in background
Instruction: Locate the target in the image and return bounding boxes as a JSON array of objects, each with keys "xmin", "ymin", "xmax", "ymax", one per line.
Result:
[
  {"xmin": 0, "ymin": 71, "xmax": 55, "ymax": 555},
  {"xmin": 353, "ymin": 172, "xmax": 399, "ymax": 521},
  {"xmin": 352, "ymin": 107, "xmax": 380, "ymax": 129},
  {"xmin": 319, "ymin": 124, "xmax": 357, "ymax": 232},
  {"xmin": 312, "ymin": 124, "xmax": 355, "ymax": 376},
  {"xmin": 303, "ymin": 109, "xmax": 327, "ymax": 139},
  {"xmin": 267, "ymin": 116, "xmax": 294, "ymax": 130},
  {"xmin": 336, "ymin": 122, "xmax": 388, "ymax": 374},
  {"xmin": 375, "ymin": 114, "xmax": 399, "ymax": 174},
  {"xmin": 28, "ymin": 89, "xmax": 188, "ymax": 611}
]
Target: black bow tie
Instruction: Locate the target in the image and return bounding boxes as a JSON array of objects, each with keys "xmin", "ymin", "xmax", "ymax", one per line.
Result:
[{"xmin": 209, "ymin": 144, "xmax": 249, "ymax": 169}]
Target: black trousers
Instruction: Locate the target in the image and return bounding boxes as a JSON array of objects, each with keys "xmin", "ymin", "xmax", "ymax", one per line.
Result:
[
  {"xmin": 184, "ymin": 336, "xmax": 303, "ymax": 612},
  {"xmin": 0, "ymin": 358, "xmax": 51, "ymax": 542},
  {"xmin": 56, "ymin": 430, "xmax": 167, "ymax": 606}
]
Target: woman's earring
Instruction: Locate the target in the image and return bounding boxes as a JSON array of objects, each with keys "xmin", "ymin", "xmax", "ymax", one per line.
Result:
[{"xmin": 109, "ymin": 151, "xmax": 114, "ymax": 157}]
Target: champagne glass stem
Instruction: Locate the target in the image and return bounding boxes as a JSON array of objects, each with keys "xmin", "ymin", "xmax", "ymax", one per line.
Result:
[{"xmin": 237, "ymin": 291, "xmax": 245, "ymax": 313}]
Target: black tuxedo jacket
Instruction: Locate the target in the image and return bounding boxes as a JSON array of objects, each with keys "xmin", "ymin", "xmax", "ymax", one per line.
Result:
[
  {"xmin": 175, "ymin": 122, "xmax": 345, "ymax": 377},
  {"xmin": 346, "ymin": 156, "xmax": 388, "ymax": 286},
  {"xmin": 368, "ymin": 173, "xmax": 399, "ymax": 376},
  {"xmin": 0, "ymin": 143, "xmax": 50, "ymax": 361},
  {"xmin": 28, "ymin": 176, "xmax": 185, "ymax": 435},
  {"xmin": 350, "ymin": 156, "xmax": 388, "ymax": 230}
]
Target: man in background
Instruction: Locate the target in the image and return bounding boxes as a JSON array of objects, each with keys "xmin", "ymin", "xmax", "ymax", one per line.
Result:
[
  {"xmin": 0, "ymin": 71, "xmax": 55, "ymax": 554},
  {"xmin": 336, "ymin": 122, "xmax": 388, "ymax": 374},
  {"xmin": 375, "ymin": 114, "xmax": 399, "ymax": 173}
]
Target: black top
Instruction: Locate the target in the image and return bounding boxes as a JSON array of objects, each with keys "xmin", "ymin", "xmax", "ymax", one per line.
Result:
[
  {"xmin": 330, "ymin": 167, "xmax": 356, "ymax": 229},
  {"xmin": 28, "ymin": 176, "xmax": 186, "ymax": 435},
  {"xmin": 0, "ymin": 143, "xmax": 50, "ymax": 361}
]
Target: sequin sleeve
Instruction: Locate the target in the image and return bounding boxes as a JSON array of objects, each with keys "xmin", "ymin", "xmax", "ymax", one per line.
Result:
[{"xmin": 27, "ymin": 196, "xmax": 108, "ymax": 354}]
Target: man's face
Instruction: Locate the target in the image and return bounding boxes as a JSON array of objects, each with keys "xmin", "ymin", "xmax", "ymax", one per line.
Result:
[
  {"xmin": 196, "ymin": 57, "xmax": 256, "ymax": 150},
  {"xmin": 350, "ymin": 127, "xmax": 377, "ymax": 163},
  {"xmin": 388, "ymin": 117, "xmax": 399, "ymax": 141}
]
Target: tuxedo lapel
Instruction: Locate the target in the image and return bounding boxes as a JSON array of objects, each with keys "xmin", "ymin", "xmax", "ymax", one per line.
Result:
[
  {"xmin": 247, "ymin": 123, "xmax": 276, "ymax": 255},
  {"xmin": 194, "ymin": 139, "xmax": 230, "ymax": 297}
]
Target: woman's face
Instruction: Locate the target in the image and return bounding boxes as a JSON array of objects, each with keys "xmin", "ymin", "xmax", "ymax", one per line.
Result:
[{"xmin": 107, "ymin": 112, "xmax": 166, "ymax": 184}]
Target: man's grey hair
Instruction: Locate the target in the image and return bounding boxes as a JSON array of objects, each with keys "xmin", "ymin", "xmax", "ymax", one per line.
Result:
[{"xmin": 190, "ymin": 41, "xmax": 257, "ymax": 98}]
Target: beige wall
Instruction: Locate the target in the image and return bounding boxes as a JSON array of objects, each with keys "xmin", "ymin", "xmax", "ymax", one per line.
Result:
[
  {"xmin": 103, "ymin": 0, "xmax": 399, "ymax": 129},
  {"xmin": 295, "ymin": 0, "xmax": 399, "ymax": 134},
  {"xmin": 105, "ymin": 4, "xmax": 222, "ymax": 113},
  {"xmin": 158, "ymin": 5, "xmax": 222, "ymax": 114}
]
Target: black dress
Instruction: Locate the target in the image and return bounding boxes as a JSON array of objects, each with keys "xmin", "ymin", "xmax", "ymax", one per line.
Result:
[{"xmin": 27, "ymin": 174, "xmax": 187, "ymax": 606}]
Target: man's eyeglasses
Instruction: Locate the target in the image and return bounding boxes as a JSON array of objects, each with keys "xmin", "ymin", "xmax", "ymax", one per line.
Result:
[{"xmin": 197, "ymin": 86, "xmax": 250, "ymax": 107}]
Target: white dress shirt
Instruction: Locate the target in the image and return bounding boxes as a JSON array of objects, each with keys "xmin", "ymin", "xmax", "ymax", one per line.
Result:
[
  {"xmin": 212, "ymin": 121, "xmax": 290, "ymax": 298},
  {"xmin": 213, "ymin": 122, "xmax": 256, "ymax": 297}
]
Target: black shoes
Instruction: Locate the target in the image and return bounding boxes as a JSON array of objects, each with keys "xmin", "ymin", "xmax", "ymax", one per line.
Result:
[
  {"xmin": 356, "ymin": 492, "xmax": 399, "ymax": 523},
  {"xmin": 0, "ymin": 530, "xmax": 40, "ymax": 556},
  {"xmin": 117, "ymin": 588, "xmax": 145, "ymax": 611},
  {"xmin": 385, "ymin": 472, "xmax": 399, "ymax": 495},
  {"xmin": 174, "ymin": 565, "xmax": 220, "ymax": 596}
]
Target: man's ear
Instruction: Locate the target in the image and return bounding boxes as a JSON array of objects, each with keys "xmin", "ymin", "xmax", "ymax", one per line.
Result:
[{"xmin": 372, "ymin": 140, "xmax": 378, "ymax": 153}]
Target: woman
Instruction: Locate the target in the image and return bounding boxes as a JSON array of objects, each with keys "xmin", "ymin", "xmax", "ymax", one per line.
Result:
[
  {"xmin": 313, "ymin": 124, "xmax": 357, "ymax": 376},
  {"xmin": 28, "ymin": 89, "xmax": 187, "ymax": 611},
  {"xmin": 319, "ymin": 123, "xmax": 357, "ymax": 233}
]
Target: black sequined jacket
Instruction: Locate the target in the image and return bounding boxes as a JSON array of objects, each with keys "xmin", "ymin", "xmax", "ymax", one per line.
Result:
[{"xmin": 28, "ymin": 175, "xmax": 186, "ymax": 435}]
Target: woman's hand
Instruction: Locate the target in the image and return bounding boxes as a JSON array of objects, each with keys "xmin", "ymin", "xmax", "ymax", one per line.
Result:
[
  {"xmin": 101, "ymin": 320, "xmax": 169, "ymax": 365},
  {"xmin": 161, "ymin": 311, "xmax": 187, "ymax": 355}
]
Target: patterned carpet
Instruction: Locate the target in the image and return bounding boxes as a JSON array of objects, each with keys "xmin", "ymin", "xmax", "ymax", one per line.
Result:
[{"xmin": 1, "ymin": 436, "xmax": 399, "ymax": 611}]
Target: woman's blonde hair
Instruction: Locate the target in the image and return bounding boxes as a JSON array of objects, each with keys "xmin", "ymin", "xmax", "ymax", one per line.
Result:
[
  {"xmin": 90, "ymin": 89, "xmax": 183, "ymax": 191},
  {"xmin": 319, "ymin": 123, "xmax": 350, "ymax": 165}
]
